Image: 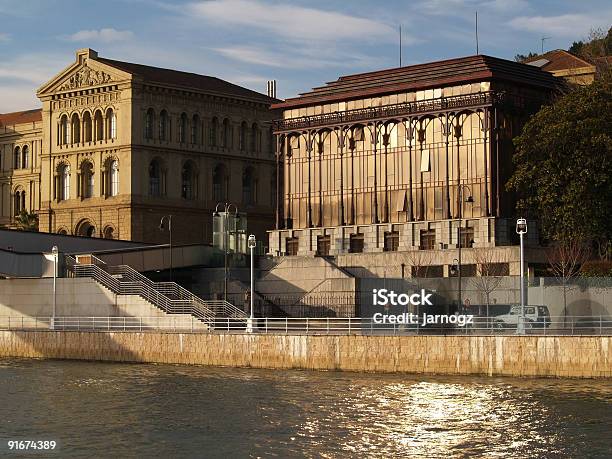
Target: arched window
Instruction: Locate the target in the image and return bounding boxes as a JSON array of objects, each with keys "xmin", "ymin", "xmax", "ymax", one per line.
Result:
[
  {"xmin": 103, "ymin": 158, "xmax": 119, "ymax": 197},
  {"xmin": 179, "ymin": 113, "xmax": 187, "ymax": 143},
  {"xmin": 181, "ymin": 161, "xmax": 197, "ymax": 200},
  {"xmin": 60, "ymin": 114, "xmax": 70, "ymax": 145},
  {"xmin": 210, "ymin": 117, "xmax": 218, "ymax": 146},
  {"xmin": 71, "ymin": 113, "xmax": 80, "ymax": 144},
  {"xmin": 149, "ymin": 159, "xmax": 164, "ymax": 196},
  {"xmin": 13, "ymin": 188, "xmax": 24, "ymax": 216},
  {"xmin": 80, "ymin": 161, "xmax": 94, "ymax": 198},
  {"xmin": 76, "ymin": 219, "xmax": 96, "ymax": 237},
  {"xmin": 57, "ymin": 228, "xmax": 68, "ymax": 235},
  {"xmin": 191, "ymin": 114, "xmax": 200, "ymax": 144},
  {"xmin": 144, "ymin": 108, "xmax": 154, "ymax": 139},
  {"xmin": 58, "ymin": 164, "xmax": 70, "ymax": 201},
  {"xmin": 21, "ymin": 145, "xmax": 29, "ymax": 169},
  {"xmin": 242, "ymin": 166, "xmax": 256, "ymax": 205},
  {"xmin": 159, "ymin": 109, "xmax": 168, "ymax": 141},
  {"xmin": 212, "ymin": 163, "xmax": 227, "ymax": 201},
  {"xmin": 251, "ymin": 123, "xmax": 259, "ymax": 152},
  {"xmin": 222, "ymin": 118, "xmax": 230, "ymax": 148},
  {"xmin": 103, "ymin": 226, "xmax": 115, "ymax": 239},
  {"xmin": 83, "ymin": 112, "xmax": 92, "ymax": 142},
  {"xmin": 239, "ymin": 122, "xmax": 247, "ymax": 151},
  {"xmin": 107, "ymin": 108, "xmax": 116, "ymax": 139},
  {"xmin": 110, "ymin": 160, "xmax": 119, "ymax": 196},
  {"xmin": 94, "ymin": 110, "xmax": 104, "ymax": 141},
  {"xmin": 13, "ymin": 146, "xmax": 20, "ymax": 169}
]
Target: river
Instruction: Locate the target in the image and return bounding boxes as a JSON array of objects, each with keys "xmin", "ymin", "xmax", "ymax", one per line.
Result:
[{"xmin": 0, "ymin": 358, "xmax": 610, "ymax": 458}]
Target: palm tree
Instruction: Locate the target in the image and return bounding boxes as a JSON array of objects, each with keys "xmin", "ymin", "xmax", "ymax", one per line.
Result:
[{"xmin": 14, "ymin": 210, "xmax": 39, "ymax": 232}]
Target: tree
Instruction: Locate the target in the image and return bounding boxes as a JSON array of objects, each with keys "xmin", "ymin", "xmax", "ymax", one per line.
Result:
[
  {"xmin": 14, "ymin": 210, "xmax": 39, "ymax": 232},
  {"xmin": 469, "ymin": 247, "xmax": 509, "ymax": 319},
  {"xmin": 405, "ymin": 249, "xmax": 433, "ymax": 278},
  {"xmin": 569, "ymin": 27, "xmax": 612, "ymax": 61},
  {"xmin": 514, "ymin": 52, "xmax": 538, "ymax": 63},
  {"xmin": 546, "ymin": 239, "xmax": 590, "ymax": 327},
  {"xmin": 507, "ymin": 74, "xmax": 612, "ymax": 244}
]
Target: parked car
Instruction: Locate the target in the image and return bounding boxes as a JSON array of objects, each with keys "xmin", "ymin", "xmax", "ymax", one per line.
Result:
[{"xmin": 493, "ymin": 305, "xmax": 551, "ymax": 329}]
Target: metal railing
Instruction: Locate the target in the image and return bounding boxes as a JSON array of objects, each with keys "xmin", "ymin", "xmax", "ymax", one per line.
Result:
[
  {"xmin": 105, "ymin": 264, "xmax": 246, "ymax": 319},
  {"xmin": 2, "ymin": 315, "xmax": 611, "ymax": 336},
  {"xmin": 66, "ymin": 257, "xmax": 247, "ymax": 327}
]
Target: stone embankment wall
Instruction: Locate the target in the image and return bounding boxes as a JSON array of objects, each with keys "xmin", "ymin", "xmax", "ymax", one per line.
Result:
[{"xmin": 0, "ymin": 331, "xmax": 609, "ymax": 378}]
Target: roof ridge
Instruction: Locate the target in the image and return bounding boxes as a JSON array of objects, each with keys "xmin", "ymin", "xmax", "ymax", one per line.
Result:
[{"xmin": 97, "ymin": 57, "xmax": 276, "ymax": 104}]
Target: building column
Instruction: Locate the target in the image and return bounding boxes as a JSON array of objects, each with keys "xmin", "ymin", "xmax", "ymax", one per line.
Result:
[
  {"xmin": 338, "ymin": 126, "xmax": 345, "ymax": 226},
  {"xmin": 372, "ymin": 122, "xmax": 379, "ymax": 224},
  {"xmin": 307, "ymin": 130, "xmax": 313, "ymax": 228},
  {"xmin": 444, "ymin": 114, "xmax": 451, "ymax": 219}
]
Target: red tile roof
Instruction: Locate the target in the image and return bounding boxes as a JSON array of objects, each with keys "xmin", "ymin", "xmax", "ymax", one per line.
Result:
[
  {"xmin": 273, "ymin": 54, "xmax": 559, "ymax": 109},
  {"xmin": 524, "ymin": 49, "xmax": 594, "ymax": 72},
  {"xmin": 0, "ymin": 109, "xmax": 42, "ymax": 127},
  {"xmin": 97, "ymin": 58, "xmax": 277, "ymax": 105}
]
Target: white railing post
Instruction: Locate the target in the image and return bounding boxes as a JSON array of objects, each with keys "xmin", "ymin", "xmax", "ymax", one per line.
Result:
[{"xmin": 600, "ymin": 315, "xmax": 603, "ymax": 336}]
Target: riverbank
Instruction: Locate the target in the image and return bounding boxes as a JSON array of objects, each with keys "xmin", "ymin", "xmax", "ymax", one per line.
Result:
[{"xmin": 1, "ymin": 330, "xmax": 610, "ymax": 378}]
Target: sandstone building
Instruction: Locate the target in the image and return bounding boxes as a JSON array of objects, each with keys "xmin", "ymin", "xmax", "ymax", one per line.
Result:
[
  {"xmin": 0, "ymin": 48, "xmax": 277, "ymax": 244},
  {"xmin": 269, "ymin": 55, "xmax": 559, "ymax": 277}
]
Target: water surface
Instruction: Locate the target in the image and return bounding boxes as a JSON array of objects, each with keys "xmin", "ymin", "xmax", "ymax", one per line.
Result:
[{"xmin": 0, "ymin": 359, "xmax": 610, "ymax": 458}]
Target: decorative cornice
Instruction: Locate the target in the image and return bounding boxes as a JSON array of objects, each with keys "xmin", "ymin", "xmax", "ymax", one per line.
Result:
[{"xmin": 273, "ymin": 91, "xmax": 501, "ymax": 133}]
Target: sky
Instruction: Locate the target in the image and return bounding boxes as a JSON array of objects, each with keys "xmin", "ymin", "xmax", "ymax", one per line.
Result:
[{"xmin": 0, "ymin": 0, "xmax": 611, "ymax": 112}]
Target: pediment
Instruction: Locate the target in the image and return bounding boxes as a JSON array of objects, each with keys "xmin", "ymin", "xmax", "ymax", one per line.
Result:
[
  {"xmin": 58, "ymin": 63, "xmax": 114, "ymax": 91},
  {"xmin": 37, "ymin": 50, "xmax": 132, "ymax": 97}
]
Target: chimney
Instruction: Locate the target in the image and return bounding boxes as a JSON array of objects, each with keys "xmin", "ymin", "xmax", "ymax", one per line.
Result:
[{"xmin": 267, "ymin": 80, "xmax": 277, "ymax": 98}]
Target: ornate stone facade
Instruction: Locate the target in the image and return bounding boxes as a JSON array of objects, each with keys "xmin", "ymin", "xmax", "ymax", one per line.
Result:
[
  {"xmin": 1, "ymin": 48, "xmax": 278, "ymax": 245},
  {"xmin": 269, "ymin": 55, "xmax": 559, "ymax": 275}
]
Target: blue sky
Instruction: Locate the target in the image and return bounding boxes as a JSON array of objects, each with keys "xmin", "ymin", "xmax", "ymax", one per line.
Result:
[{"xmin": 1, "ymin": 0, "xmax": 611, "ymax": 112}]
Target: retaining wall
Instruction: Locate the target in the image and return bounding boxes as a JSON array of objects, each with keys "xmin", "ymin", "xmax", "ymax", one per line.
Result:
[{"xmin": 0, "ymin": 331, "xmax": 609, "ymax": 378}]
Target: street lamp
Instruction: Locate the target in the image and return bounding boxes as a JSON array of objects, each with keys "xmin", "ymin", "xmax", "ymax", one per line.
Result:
[
  {"xmin": 159, "ymin": 215, "xmax": 173, "ymax": 283},
  {"xmin": 215, "ymin": 202, "xmax": 238, "ymax": 302},
  {"xmin": 456, "ymin": 185, "xmax": 474, "ymax": 310},
  {"xmin": 516, "ymin": 218, "xmax": 528, "ymax": 335},
  {"xmin": 51, "ymin": 245, "xmax": 58, "ymax": 330},
  {"xmin": 247, "ymin": 234, "xmax": 256, "ymax": 333}
]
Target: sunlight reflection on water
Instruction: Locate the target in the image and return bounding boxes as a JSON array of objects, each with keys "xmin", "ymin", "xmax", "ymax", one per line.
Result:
[{"xmin": 0, "ymin": 359, "xmax": 610, "ymax": 458}]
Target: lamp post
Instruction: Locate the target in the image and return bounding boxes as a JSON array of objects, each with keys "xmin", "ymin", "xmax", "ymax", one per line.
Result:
[
  {"xmin": 456, "ymin": 185, "xmax": 473, "ymax": 310},
  {"xmin": 51, "ymin": 245, "xmax": 58, "ymax": 330},
  {"xmin": 215, "ymin": 202, "xmax": 238, "ymax": 302},
  {"xmin": 159, "ymin": 215, "xmax": 173, "ymax": 283},
  {"xmin": 247, "ymin": 234, "xmax": 256, "ymax": 333},
  {"xmin": 516, "ymin": 218, "xmax": 528, "ymax": 335}
]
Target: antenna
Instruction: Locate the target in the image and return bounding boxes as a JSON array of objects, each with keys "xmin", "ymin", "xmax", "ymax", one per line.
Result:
[
  {"xmin": 541, "ymin": 36, "xmax": 551, "ymax": 54},
  {"xmin": 475, "ymin": 11, "xmax": 479, "ymax": 54},
  {"xmin": 399, "ymin": 24, "xmax": 402, "ymax": 67}
]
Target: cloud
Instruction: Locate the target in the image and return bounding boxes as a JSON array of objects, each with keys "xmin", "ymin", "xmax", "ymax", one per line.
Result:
[
  {"xmin": 0, "ymin": 32, "xmax": 9, "ymax": 42},
  {"xmin": 211, "ymin": 44, "xmax": 386, "ymax": 70},
  {"xmin": 185, "ymin": 0, "xmax": 397, "ymax": 42},
  {"xmin": 508, "ymin": 13, "xmax": 610, "ymax": 38},
  {"xmin": 0, "ymin": 85, "xmax": 40, "ymax": 112},
  {"xmin": 0, "ymin": 52, "xmax": 65, "ymax": 111},
  {"xmin": 65, "ymin": 28, "xmax": 133, "ymax": 43}
]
